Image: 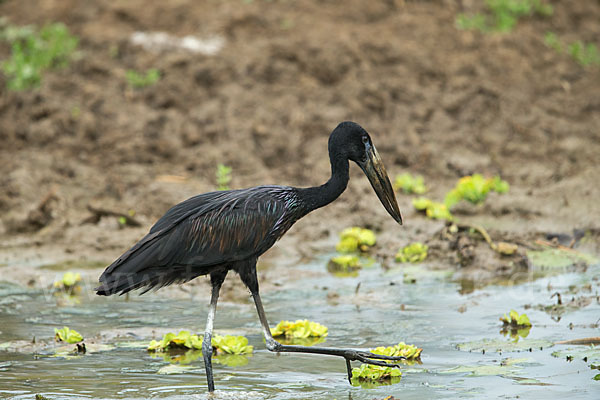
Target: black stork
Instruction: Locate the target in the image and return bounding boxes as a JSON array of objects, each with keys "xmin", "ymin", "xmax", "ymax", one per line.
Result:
[{"xmin": 96, "ymin": 121, "xmax": 404, "ymax": 392}]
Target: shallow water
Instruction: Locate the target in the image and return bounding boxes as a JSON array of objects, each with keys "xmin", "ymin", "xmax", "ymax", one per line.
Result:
[{"xmin": 0, "ymin": 255, "xmax": 598, "ymax": 400}]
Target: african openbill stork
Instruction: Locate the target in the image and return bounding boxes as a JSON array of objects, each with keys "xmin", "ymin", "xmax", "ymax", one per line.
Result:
[{"xmin": 96, "ymin": 121, "xmax": 404, "ymax": 391}]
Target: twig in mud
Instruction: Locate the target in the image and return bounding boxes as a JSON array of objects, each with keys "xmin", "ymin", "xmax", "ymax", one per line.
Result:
[
  {"xmin": 534, "ymin": 239, "xmax": 587, "ymax": 256},
  {"xmin": 82, "ymin": 205, "xmax": 142, "ymax": 227},
  {"xmin": 457, "ymin": 223, "xmax": 518, "ymax": 255}
]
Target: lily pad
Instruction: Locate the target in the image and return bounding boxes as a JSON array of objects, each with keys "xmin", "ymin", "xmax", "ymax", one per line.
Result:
[
  {"xmin": 440, "ymin": 364, "xmax": 519, "ymax": 376},
  {"xmin": 526, "ymin": 248, "xmax": 597, "ymax": 269},
  {"xmin": 551, "ymin": 346, "xmax": 600, "ymax": 362},
  {"xmin": 457, "ymin": 338, "xmax": 553, "ymax": 353}
]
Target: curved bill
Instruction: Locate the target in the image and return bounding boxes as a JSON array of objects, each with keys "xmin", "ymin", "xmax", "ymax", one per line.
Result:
[{"xmin": 358, "ymin": 142, "xmax": 403, "ymax": 225}]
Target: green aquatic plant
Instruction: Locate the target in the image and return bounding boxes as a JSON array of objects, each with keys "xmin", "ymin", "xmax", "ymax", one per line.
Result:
[
  {"xmin": 216, "ymin": 163, "xmax": 232, "ymax": 191},
  {"xmin": 413, "ymin": 197, "xmax": 453, "ymax": 221},
  {"xmin": 395, "ymin": 243, "xmax": 428, "ymax": 263},
  {"xmin": 53, "ymin": 271, "xmax": 82, "ymax": 295},
  {"xmin": 148, "ymin": 331, "xmax": 203, "ymax": 352},
  {"xmin": 335, "ymin": 227, "xmax": 376, "ymax": 253},
  {"xmin": 270, "ymin": 320, "xmax": 328, "ymax": 339},
  {"xmin": 393, "ymin": 173, "xmax": 426, "ymax": 195},
  {"xmin": 350, "ymin": 342, "xmax": 422, "ymax": 385},
  {"xmin": 54, "ymin": 326, "xmax": 83, "ymax": 344},
  {"xmin": 444, "ymin": 174, "xmax": 509, "ymax": 209},
  {"xmin": 1, "ymin": 22, "xmax": 78, "ymax": 90},
  {"xmin": 212, "ymin": 335, "xmax": 253, "ymax": 355},
  {"xmin": 147, "ymin": 331, "xmax": 252, "ymax": 355},
  {"xmin": 126, "ymin": 68, "xmax": 160, "ymax": 88},
  {"xmin": 328, "ymin": 254, "xmax": 361, "ymax": 271},
  {"xmin": 500, "ymin": 310, "xmax": 532, "ymax": 328},
  {"xmin": 456, "ymin": 0, "xmax": 553, "ymax": 33}
]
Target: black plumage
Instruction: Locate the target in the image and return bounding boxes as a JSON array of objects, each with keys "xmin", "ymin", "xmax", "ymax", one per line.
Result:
[{"xmin": 96, "ymin": 121, "xmax": 404, "ymax": 392}]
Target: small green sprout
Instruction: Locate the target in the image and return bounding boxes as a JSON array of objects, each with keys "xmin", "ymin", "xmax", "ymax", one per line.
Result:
[
  {"xmin": 53, "ymin": 272, "xmax": 82, "ymax": 293},
  {"xmin": 456, "ymin": 0, "xmax": 553, "ymax": 33},
  {"xmin": 567, "ymin": 41, "xmax": 600, "ymax": 67},
  {"xmin": 500, "ymin": 310, "xmax": 532, "ymax": 328},
  {"xmin": 393, "ymin": 173, "xmax": 426, "ymax": 194},
  {"xmin": 216, "ymin": 163, "xmax": 232, "ymax": 191},
  {"xmin": 54, "ymin": 326, "xmax": 83, "ymax": 344},
  {"xmin": 444, "ymin": 174, "xmax": 509, "ymax": 209},
  {"xmin": 125, "ymin": 68, "xmax": 160, "ymax": 88},
  {"xmin": 1, "ymin": 22, "xmax": 78, "ymax": 90},
  {"xmin": 271, "ymin": 320, "xmax": 328, "ymax": 339},
  {"xmin": 413, "ymin": 197, "xmax": 453, "ymax": 221},
  {"xmin": 335, "ymin": 227, "xmax": 376, "ymax": 253},
  {"xmin": 395, "ymin": 243, "xmax": 428, "ymax": 263}
]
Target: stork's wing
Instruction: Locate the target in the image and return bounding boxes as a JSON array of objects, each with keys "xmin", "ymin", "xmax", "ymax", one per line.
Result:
[{"xmin": 97, "ymin": 186, "xmax": 295, "ymax": 295}]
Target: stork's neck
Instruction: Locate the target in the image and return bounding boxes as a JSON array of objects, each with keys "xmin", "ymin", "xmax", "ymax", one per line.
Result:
[{"xmin": 297, "ymin": 154, "xmax": 349, "ymax": 212}]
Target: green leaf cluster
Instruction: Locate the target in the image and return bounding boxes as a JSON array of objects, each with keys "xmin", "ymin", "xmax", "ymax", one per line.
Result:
[
  {"xmin": 1, "ymin": 22, "xmax": 78, "ymax": 90},
  {"xmin": 500, "ymin": 310, "xmax": 532, "ymax": 327},
  {"xmin": 147, "ymin": 331, "xmax": 252, "ymax": 355},
  {"xmin": 216, "ymin": 163, "xmax": 232, "ymax": 191},
  {"xmin": 335, "ymin": 227, "xmax": 376, "ymax": 253},
  {"xmin": 54, "ymin": 326, "xmax": 83, "ymax": 344},
  {"xmin": 148, "ymin": 331, "xmax": 203, "ymax": 351},
  {"xmin": 413, "ymin": 197, "xmax": 453, "ymax": 221},
  {"xmin": 544, "ymin": 32, "xmax": 600, "ymax": 67},
  {"xmin": 53, "ymin": 272, "xmax": 81, "ymax": 290},
  {"xmin": 395, "ymin": 243, "xmax": 428, "ymax": 263},
  {"xmin": 351, "ymin": 363, "xmax": 401, "ymax": 383},
  {"xmin": 212, "ymin": 335, "xmax": 253, "ymax": 355},
  {"xmin": 371, "ymin": 342, "xmax": 423, "ymax": 360},
  {"xmin": 125, "ymin": 68, "xmax": 160, "ymax": 88},
  {"xmin": 445, "ymin": 174, "xmax": 509, "ymax": 208},
  {"xmin": 328, "ymin": 254, "xmax": 361, "ymax": 271},
  {"xmin": 393, "ymin": 173, "xmax": 426, "ymax": 194},
  {"xmin": 270, "ymin": 320, "xmax": 328, "ymax": 339},
  {"xmin": 456, "ymin": 0, "xmax": 553, "ymax": 33}
]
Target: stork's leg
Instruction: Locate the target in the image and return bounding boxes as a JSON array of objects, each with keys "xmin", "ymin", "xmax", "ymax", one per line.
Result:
[
  {"xmin": 203, "ymin": 269, "xmax": 227, "ymax": 393},
  {"xmin": 237, "ymin": 262, "xmax": 405, "ymax": 383}
]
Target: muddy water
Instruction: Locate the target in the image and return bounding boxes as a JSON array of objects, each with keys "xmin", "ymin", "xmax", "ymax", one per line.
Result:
[{"xmin": 0, "ymin": 256, "xmax": 598, "ymax": 399}]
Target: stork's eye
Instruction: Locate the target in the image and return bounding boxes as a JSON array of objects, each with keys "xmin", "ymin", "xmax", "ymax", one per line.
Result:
[{"xmin": 362, "ymin": 136, "xmax": 368, "ymax": 144}]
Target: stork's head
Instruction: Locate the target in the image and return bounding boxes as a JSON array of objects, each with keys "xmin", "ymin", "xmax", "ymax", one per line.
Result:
[{"xmin": 329, "ymin": 121, "xmax": 403, "ymax": 225}]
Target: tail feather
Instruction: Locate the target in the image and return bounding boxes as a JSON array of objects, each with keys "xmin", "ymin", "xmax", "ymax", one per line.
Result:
[{"xmin": 95, "ymin": 236, "xmax": 208, "ymax": 296}]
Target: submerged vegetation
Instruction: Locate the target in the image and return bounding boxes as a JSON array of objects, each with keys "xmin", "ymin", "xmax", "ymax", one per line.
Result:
[{"xmin": 0, "ymin": 21, "xmax": 78, "ymax": 90}]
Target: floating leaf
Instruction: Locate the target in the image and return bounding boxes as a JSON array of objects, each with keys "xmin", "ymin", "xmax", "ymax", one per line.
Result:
[
  {"xmin": 336, "ymin": 227, "xmax": 376, "ymax": 253},
  {"xmin": 54, "ymin": 327, "xmax": 83, "ymax": 344},
  {"xmin": 457, "ymin": 338, "xmax": 553, "ymax": 353},
  {"xmin": 395, "ymin": 243, "xmax": 428, "ymax": 263},
  {"xmin": 328, "ymin": 255, "xmax": 361, "ymax": 272},
  {"xmin": 147, "ymin": 331, "xmax": 203, "ymax": 352},
  {"xmin": 393, "ymin": 173, "xmax": 426, "ymax": 194},
  {"xmin": 371, "ymin": 342, "xmax": 423, "ymax": 360},
  {"xmin": 500, "ymin": 310, "xmax": 532, "ymax": 328},
  {"xmin": 351, "ymin": 363, "xmax": 401, "ymax": 383},
  {"xmin": 271, "ymin": 320, "xmax": 328, "ymax": 341},
  {"xmin": 551, "ymin": 346, "xmax": 600, "ymax": 362},
  {"xmin": 212, "ymin": 335, "xmax": 253, "ymax": 355}
]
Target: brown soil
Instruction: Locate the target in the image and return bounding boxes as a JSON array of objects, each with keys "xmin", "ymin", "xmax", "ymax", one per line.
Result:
[{"xmin": 1, "ymin": 0, "xmax": 599, "ymax": 297}]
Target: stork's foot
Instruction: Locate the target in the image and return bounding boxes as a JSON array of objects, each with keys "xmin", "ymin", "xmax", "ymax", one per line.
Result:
[{"xmin": 342, "ymin": 350, "xmax": 405, "ymax": 382}]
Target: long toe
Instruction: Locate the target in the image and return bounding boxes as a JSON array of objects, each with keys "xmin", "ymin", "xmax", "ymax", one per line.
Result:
[{"xmin": 356, "ymin": 351, "xmax": 406, "ymax": 361}]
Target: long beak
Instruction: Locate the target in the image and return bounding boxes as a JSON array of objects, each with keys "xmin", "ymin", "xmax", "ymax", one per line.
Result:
[{"xmin": 359, "ymin": 143, "xmax": 403, "ymax": 225}]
